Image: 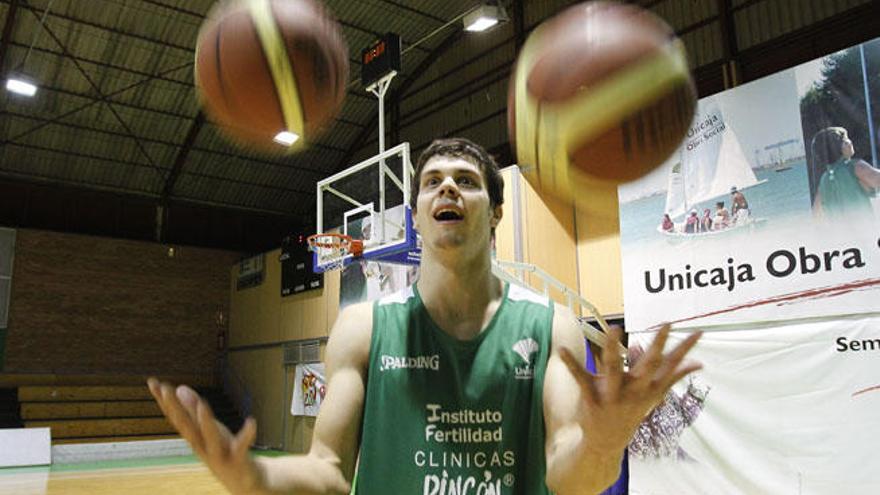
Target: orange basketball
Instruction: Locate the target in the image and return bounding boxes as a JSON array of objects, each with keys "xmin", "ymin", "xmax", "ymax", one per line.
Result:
[
  {"xmin": 195, "ymin": 0, "xmax": 349, "ymax": 152},
  {"xmin": 509, "ymin": 1, "xmax": 696, "ymax": 200}
]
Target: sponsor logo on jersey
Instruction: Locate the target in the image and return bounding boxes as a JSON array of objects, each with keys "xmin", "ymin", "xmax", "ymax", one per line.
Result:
[
  {"xmin": 379, "ymin": 354, "xmax": 440, "ymax": 371},
  {"xmin": 512, "ymin": 338, "xmax": 538, "ymax": 380}
]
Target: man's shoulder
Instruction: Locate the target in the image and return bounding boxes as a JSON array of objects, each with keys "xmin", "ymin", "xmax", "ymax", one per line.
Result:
[{"xmin": 327, "ymin": 302, "xmax": 373, "ymax": 367}]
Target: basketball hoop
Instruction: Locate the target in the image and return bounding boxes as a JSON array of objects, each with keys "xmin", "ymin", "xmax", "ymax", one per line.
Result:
[{"xmin": 307, "ymin": 233, "xmax": 363, "ymax": 271}]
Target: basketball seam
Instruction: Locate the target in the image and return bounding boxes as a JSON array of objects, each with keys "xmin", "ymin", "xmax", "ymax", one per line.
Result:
[
  {"xmin": 248, "ymin": 0, "xmax": 305, "ymax": 140},
  {"xmin": 213, "ymin": 20, "xmax": 233, "ymax": 116}
]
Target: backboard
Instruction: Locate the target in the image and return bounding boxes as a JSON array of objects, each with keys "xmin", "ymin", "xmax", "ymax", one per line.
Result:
[{"xmin": 314, "ymin": 142, "xmax": 420, "ymax": 273}]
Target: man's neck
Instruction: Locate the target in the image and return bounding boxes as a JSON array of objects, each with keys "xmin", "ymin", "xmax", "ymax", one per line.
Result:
[{"xmin": 417, "ymin": 249, "xmax": 504, "ymax": 341}]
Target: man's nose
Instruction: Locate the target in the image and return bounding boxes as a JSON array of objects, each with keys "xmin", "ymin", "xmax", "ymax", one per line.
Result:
[{"xmin": 438, "ymin": 176, "xmax": 460, "ymax": 197}]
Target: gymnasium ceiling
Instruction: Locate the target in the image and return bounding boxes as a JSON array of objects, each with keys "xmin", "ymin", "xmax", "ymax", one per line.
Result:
[{"xmin": 0, "ymin": 0, "xmax": 878, "ymax": 252}]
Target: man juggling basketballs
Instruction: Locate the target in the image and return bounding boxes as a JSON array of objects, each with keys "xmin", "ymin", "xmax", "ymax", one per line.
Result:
[{"xmin": 149, "ymin": 1, "xmax": 701, "ymax": 494}]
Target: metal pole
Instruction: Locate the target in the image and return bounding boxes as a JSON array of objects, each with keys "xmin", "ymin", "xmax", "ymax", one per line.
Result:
[
  {"xmin": 860, "ymin": 44, "xmax": 878, "ymax": 167},
  {"xmin": 378, "ymin": 80, "xmax": 386, "ymax": 242},
  {"xmin": 368, "ymin": 73, "xmax": 396, "ymax": 243}
]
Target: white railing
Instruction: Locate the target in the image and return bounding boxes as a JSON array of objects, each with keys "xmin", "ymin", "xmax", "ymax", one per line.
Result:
[{"xmin": 492, "ymin": 259, "xmax": 625, "ymax": 354}]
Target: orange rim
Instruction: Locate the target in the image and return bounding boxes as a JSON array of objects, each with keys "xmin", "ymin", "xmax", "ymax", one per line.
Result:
[{"xmin": 307, "ymin": 233, "xmax": 364, "ymax": 256}]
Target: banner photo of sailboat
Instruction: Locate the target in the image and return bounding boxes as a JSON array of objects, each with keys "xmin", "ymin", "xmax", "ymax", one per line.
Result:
[
  {"xmin": 618, "ymin": 39, "xmax": 880, "ymax": 331},
  {"xmin": 661, "ymin": 99, "xmax": 768, "ymax": 234}
]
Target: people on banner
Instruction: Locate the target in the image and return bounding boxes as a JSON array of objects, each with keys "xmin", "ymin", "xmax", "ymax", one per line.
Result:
[
  {"xmin": 660, "ymin": 213, "xmax": 675, "ymax": 233},
  {"xmin": 684, "ymin": 210, "xmax": 699, "ymax": 234},
  {"xmin": 809, "ymin": 126, "xmax": 880, "ymax": 220},
  {"xmin": 700, "ymin": 208, "xmax": 713, "ymax": 232},
  {"xmin": 712, "ymin": 201, "xmax": 730, "ymax": 230},
  {"xmin": 730, "ymin": 186, "xmax": 750, "ymax": 224}
]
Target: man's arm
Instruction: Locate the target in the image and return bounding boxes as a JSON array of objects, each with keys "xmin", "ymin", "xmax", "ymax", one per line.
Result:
[
  {"xmin": 543, "ymin": 305, "xmax": 702, "ymax": 495},
  {"xmin": 544, "ymin": 306, "xmax": 622, "ymax": 494},
  {"xmin": 148, "ymin": 301, "xmax": 373, "ymax": 495}
]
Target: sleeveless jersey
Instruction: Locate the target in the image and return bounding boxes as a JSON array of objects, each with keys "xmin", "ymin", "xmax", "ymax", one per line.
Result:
[
  {"xmin": 355, "ymin": 282, "xmax": 554, "ymax": 495},
  {"xmin": 818, "ymin": 158, "xmax": 874, "ymax": 218}
]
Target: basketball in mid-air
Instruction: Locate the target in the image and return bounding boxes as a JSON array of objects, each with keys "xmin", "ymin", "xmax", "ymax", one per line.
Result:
[
  {"xmin": 194, "ymin": 0, "xmax": 349, "ymax": 152},
  {"xmin": 508, "ymin": 1, "xmax": 697, "ymax": 200}
]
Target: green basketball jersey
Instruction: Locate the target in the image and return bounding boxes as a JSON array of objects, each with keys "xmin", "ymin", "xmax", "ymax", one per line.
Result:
[{"xmin": 355, "ymin": 282, "xmax": 554, "ymax": 495}]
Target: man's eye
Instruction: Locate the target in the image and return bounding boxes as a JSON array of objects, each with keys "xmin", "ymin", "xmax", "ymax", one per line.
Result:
[
  {"xmin": 457, "ymin": 176, "xmax": 474, "ymax": 186},
  {"xmin": 425, "ymin": 178, "xmax": 439, "ymax": 187}
]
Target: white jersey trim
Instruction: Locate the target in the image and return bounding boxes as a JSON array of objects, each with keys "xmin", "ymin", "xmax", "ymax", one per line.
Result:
[
  {"xmin": 378, "ymin": 285, "xmax": 415, "ymax": 306},
  {"xmin": 507, "ymin": 283, "xmax": 550, "ymax": 307}
]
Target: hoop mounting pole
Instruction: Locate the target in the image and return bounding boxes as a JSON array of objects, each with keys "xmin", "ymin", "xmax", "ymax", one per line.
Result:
[{"xmin": 366, "ymin": 70, "xmax": 397, "ymax": 243}]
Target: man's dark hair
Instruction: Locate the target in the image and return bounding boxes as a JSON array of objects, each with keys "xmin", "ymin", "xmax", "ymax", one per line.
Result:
[{"xmin": 411, "ymin": 137, "xmax": 504, "ymax": 210}]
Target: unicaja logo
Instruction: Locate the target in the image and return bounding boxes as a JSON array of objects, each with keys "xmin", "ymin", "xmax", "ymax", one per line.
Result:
[
  {"xmin": 513, "ymin": 338, "xmax": 538, "ymax": 364},
  {"xmin": 512, "ymin": 338, "xmax": 538, "ymax": 380}
]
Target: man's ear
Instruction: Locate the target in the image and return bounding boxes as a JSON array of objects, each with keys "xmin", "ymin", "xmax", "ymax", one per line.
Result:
[
  {"xmin": 489, "ymin": 205, "xmax": 503, "ymax": 228},
  {"xmin": 411, "ymin": 207, "xmax": 419, "ymax": 232}
]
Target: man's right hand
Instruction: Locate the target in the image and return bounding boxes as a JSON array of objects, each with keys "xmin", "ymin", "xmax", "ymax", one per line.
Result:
[{"xmin": 147, "ymin": 378, "xmax": 270, "ymax": 495}]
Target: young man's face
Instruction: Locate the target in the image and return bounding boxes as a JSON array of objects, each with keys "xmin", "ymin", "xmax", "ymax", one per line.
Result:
[{"xmin": 413, "ymin": 155, "xmax": 501, "ymax": 253}]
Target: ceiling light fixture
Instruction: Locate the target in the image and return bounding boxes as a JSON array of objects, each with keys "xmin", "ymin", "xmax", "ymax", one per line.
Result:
[
  {"xmin": 463, "ymin": 4, "xmax": 509, "ymax": 32},
  {"xmin": 5, "ymin": 0, "xmax": 57, "ymax": 99},
  {"xmin": 273, "ymin": 131, "xmax": 300, "ymax": 146},
  {"xmin": 6, "ymin": 78, "xmax": 37, "ymax": 97}
]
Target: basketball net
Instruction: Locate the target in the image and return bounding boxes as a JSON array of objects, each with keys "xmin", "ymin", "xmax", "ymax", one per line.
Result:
[{"xmin": 307, "ymin": 233, "xmax": 363, "ymax": 271}]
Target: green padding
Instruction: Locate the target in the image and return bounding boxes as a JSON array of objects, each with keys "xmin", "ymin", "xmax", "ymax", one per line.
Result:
[
  {"xmin": 0, "ymin": 455, "xmax": 199, "ymax": 475},
  {"xmin": 50, "ymin": 455, "xmax": 201, "ymax": 472},
  {"xmin": 0, "ymin": 450, "xmax": 290, "ymax": 476}
]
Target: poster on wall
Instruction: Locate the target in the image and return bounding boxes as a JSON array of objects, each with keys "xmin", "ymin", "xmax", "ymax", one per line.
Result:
[
  {"xmin": 339, "ymin": 205, "xmax": 419, "ymax": 309},
  {"xmin": 291, "ymin": 363, "xmax": 326, "ymax": 417},
  {"xmin": 618, "ymin": 38, "xmax": 880, "ymax": 331},
  {"xmin": 627, "ymin": 315, "xmax": 880, "ymax": 495}
]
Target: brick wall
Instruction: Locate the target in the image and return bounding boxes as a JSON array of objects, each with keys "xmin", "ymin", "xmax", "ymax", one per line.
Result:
[{"xmin": 4, "ymin": 229, "xmax": 239, "ymax": 375}]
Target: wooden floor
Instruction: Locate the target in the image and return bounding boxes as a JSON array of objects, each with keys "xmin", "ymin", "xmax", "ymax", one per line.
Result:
[{"xmin": 0, "ymin": 456, "xmax": 228, "ymax": 495}]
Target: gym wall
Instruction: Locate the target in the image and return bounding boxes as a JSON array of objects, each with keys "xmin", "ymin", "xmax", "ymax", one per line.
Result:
[
  {"xmin": 4, "ymin": 229, "xmax": 237, "ymax": 378},
  {"xmin": 228, "ymin": 249, "xmax": 339, "ymax": 449}
]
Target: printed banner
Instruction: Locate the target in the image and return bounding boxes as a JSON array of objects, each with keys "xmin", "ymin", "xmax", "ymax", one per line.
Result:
[
  {"xmin": 618, "ymin": 38, "xmax": 880, "ymax": 331},
  {"xmin": 627, "ymin": 316, "xmax": 880, "ymax": 495},
  {"xmin": 291, "ymin": 363, "xmax": 326, "ymax": 417}
]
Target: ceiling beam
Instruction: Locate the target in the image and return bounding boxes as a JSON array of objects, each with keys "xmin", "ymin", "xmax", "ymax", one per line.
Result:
[
  {"xmin": 1, "ymin": 60, "xmax": 192, "ymax": 145},
  {"xmin": 2, "ymin": 141, "xmax": 312, "ymax": 198},
  {"xmin": 20, "ymin": 0, "xmax": 166, "ymax": 178},
  {"xmin": 332, "ymin": 29, "xmax": 464, "ymax": 173},
  {"xmin": 9, "ymin": 81, "xmax": 348, "ymax": 154},
  {"xmin": 0, "ymin": 169, "xmax": 303, "ymax": 218},
  {"xmin": 0, "ymin": 0, "xmax": 18, "ymax": 72},
  {"xmin": 3, "ymin": 40, "xmax": 369, "ymax": 127},
  {"xmin": 4, "ymin": 109, "xmax": 330, "ymax": 176},
  {"xmin": 375, "ymin": 0, "xmax": 446, "ymax": 25},
  {"xmin": 4, "ymin": 1, "xmax": 365, "ymax": 67},
  {"xmin": 161, "ymin": 111, "xmax": 205, "ymax": 200}
]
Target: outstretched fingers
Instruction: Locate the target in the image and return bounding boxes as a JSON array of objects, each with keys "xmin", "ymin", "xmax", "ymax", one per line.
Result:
[
  {"xmin": 655, "ymin": 331, "xmax": 703, "ymax": 389},
  {"xmin": 197, "ymin": 398, "xmax": 227, "ymax": 459},
  {"xmin": 559, "ymin": 348, "xmax": 599, "ymax": 406},
  {"xmin": 630, "ymin": 325, "xmax": 671, "ymax": 384},
  {"xmin": 600, "ymin": 326, "xmax": 625, "ymax": 403},
  {"xmin": 232, "ymin": 417, "xmax": 258, "ymax": 464},
  {"xmin": 147, "ymin": 379, "xmax": 206, "ymax": 457}
]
